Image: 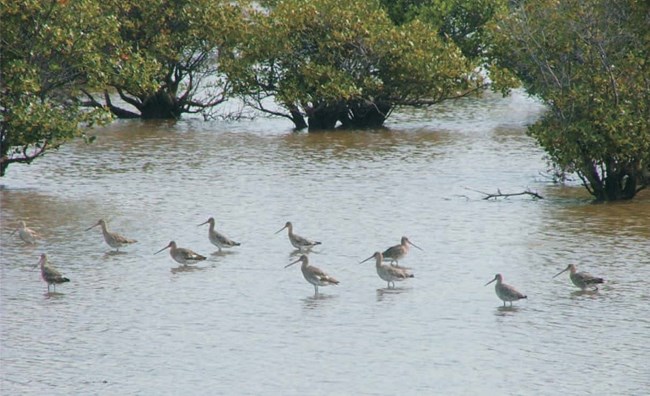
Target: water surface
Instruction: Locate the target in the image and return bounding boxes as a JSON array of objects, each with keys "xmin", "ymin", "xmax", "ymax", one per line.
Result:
[{"xmin": 1, "ymin": 91, "xmax": 649, "ymax": 395}]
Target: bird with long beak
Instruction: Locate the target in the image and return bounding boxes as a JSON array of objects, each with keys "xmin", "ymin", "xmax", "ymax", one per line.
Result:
[
  {"xmin": 198, "ymin": 217, "xmax": 241, "ymax": 252},
  {"xmin": 86, "ymin": 219, "xmax": 137, "ymax": 252},
  {"xmin": 382, "ymin": 236, "xmax": 423, "ymax": 267},
  {"xmin": 485, "ymin": 274, "xmax": 527, "ymax": 307},
  {"xmin": 36, "ymin": 253, "xmax": 70, "ymax": 292},
  {"xmin": 275, "ymin": 221, "xmax": 321, "ymax": 251},
  {"xmin": 155, "ymin": 241, "xmax": 206, "ymax": 266},
  {"xmin": 360, "ymin": 251, "xmax": 414, "ymax": 288},
  {"xmin": 553, "ymin": 264, "xmax": 604, "ymax": 291},
  {"xmin": 285, "ymin": 254, "xmax": 338, "ymax": 295},
  {"xmin": 12, "ymin": 220, "xmax": 40, "ymax": 244}
]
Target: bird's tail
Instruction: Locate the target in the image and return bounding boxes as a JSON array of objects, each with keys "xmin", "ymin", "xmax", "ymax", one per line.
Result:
[
  {"xmin": 315, "ymin": 241, "xmax": 322, "ymax": 245},
  {"xmin": 62, "ymin": 277, "xmax": 70, "ymax": 283}
]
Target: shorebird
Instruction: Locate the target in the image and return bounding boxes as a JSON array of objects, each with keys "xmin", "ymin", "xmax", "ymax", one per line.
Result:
[
  {"xmin": 86, "ymin": 219, "xmax": 137, "ymax": 252},
  {"xmin": 12, "ymin": 220, "xmax": 40, "ymax": 244},
  {"xmin": 285, "ymin": 254, "xmax": 339, "ymax": 295},
  {"xmin": 198, "ymin": 217, "xmax": 241, "ymax": 252},
  {"xmin": 485, "ymin": 274, "xmax": 527, "ymax": 307},
  {"xmin": 382, "ymin": 236, "xmax": 423, "ymax": 267},
  {"xmin": 36, "ymin": 254, "xmax": 70, "ymax": 292},
  {"xmin": 275, "ymin": 221, "xmax": 321, "ymax": 251},
  {"xmin": 360, "ymin": 251, "xmax": 414, "ymax": 288},
  {"xmin": 155, "ymin": 241, "xmax": 206, "ymax": 266},
  {"xmin": 553, "ymin": 264, "xmax": 604, "ymax": 291}
]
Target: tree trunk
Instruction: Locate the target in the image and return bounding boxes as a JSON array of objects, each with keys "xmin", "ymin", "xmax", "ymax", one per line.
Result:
[
  {"xmin": 139, "ymin": 91, "xmax": 181, "ymax": 119},
  {"xmin": 289, "ymin": 105, "xmax": 308, "ymax": 130},
  {"xmin": 307, "ymin": 105, "xmax": 341, "ymax": 131},
  {"xmin": 345, "ymin": 101, "xmax": 391, "ymax": 128}
]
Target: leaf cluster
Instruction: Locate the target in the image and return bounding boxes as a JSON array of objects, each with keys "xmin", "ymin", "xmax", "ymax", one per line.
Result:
[{"xmin": 490, "ymin": 0, "xmax": 650, "ymax": 198}]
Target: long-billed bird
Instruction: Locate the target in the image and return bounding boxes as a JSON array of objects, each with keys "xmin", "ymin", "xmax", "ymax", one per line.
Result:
[
  {"xmin": 553, "ymin": 264, "xmax": 604, "ymax": 291},
  {"xmin": 36, "ymin": 254, "xmax": 70, "ymax": 292},
  {"xmin": 285, "ymin": 254, "xmax": 339, "ymax": 295},
  {"xmin": 485, "ymin": 274, "xmax": 527, "ymax": 307}
]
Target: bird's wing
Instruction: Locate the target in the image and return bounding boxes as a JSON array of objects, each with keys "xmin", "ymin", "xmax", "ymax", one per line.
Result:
[
  {"xmin": 385, "ymin": 265, "xmax": 411, "ymax": 279},
  {"xmin": 180, "ymin": 248, "xmax": 206, "ymax": 261},
  {"xmin": 577, "ymin": 272, "xmax": 604, "ymax": 284},
  {"xmin": 43, "ymin": 265, "xmax": 64, "ymax": 279},
  {"xmin": 311, "ymin": 267, "xmax": 339, "ymax": 284},
  {"xmin": 382, "ymin": 245, "xmax": 401, "ymax": 258},
  {"xmin": 215, "ymin": 231, "xmax": 239, "ymax": 246},
  {"xmin": 113, "ymin": 233, "xmax": 137, "ymax": 244}
]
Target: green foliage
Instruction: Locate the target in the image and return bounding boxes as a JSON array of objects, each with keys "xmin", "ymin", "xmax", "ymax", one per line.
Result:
[
  {"xmin": 225, "ymin": 0, "xmax": 484, "ymax": 130},
  {"xmin": 491, "ymin": 0, "xmax": 650, "ymax": 200},
  {"xmin": 379, "ymin": 0, "xmax": 508, "ymax": 60},
  {"xmin": 1, "ymin": 0, "xmax": 115, "ymax": 176},
  {"xmin": 90, "ymin": 0, "xmax": 248, "ymax": 119}
]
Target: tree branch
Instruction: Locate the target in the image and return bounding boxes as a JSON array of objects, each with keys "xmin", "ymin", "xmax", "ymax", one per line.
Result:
[{"xmin": 465, "ymin": 187, "xmax": 544, "ymax": 200}]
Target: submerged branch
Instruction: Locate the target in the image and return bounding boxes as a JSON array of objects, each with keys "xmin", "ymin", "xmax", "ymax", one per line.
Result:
[{"xmin": 465, "ymin": 187, "xmax": 544, "ymax": 200}]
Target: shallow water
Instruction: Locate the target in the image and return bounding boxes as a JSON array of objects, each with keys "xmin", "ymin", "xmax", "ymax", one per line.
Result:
[{"xmin": 1, "ymin": 91, "xmax": 649, "ymax": 395}]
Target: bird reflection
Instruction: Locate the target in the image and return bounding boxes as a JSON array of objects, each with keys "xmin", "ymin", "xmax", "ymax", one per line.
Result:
[
  {"xmin": 302, "ymin": 293, "xmax": 337, "ymax": 310},
  {"xmin": 375, "ymin": 287, "xmax": 409, "ymax": 302},
  {"xmin": 170, "ymin": 265, "xmax": 207, "ymax": 274},
  {"xmin": 104, "ymin": 250, "xmax": 128, "ymax": 258},
  {"xmin": 494, "ymin": 305, "xmax": 521, "ymax": 316},
  {"xmin": 570, "ymin": 289, "xmax": 600, "ymax": 298}
]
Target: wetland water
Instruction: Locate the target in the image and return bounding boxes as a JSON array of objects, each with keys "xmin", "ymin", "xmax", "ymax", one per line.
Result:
[{"xmin": 1, "ymin": 91, "xmax": 649, "ymax": 395}]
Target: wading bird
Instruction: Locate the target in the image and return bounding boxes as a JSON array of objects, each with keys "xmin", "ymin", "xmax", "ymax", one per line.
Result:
[
  {"xmin": 275, "ymin": 221, "xmax": 321, "ymax": 251},
  {"xmin": 360, "ymin": 251, "xmax": 414, "ymax": 288},
  {"xmin": 382, "ymin": 236, "xmax": 422, "ymax": 267},
  {"xmin": 36, "ymin": 254, "xmax": 70, "ymax": 292},
  {"xmin": 198, "ymin": 217, "xmax": 241, "ymax": 252},
  {"xmin": 285, "ymin": 254, "xmax": 339, "ymax": 295},
  {"xmin": 155, "ymin": 241, "xmax": 206, "ymax": 266},
  {"xmin": 553, "ymin": 264, "xmax": 604, "ymax": 291},
  {"xmin": 485, "ymin": 274, "xmax": 527, "ymax": 307},
  {"xmin": 12, "ymin": 220, "xmax": 40, "ymax": 244},
  {"xmin": 86, "ymin": 219, "xmax": 137, "ymax": 252}
]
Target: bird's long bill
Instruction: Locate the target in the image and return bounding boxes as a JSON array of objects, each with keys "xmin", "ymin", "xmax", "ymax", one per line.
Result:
[
  {"xmin": 408, "ymin": 240, "xmax": 424, "ymax": 251},
  {"xmin": 197, "ymin": 220, "xmax": 209, "ymax": 226},
  {"xmin": 85, "ymin": 223, "xmax": 99, "ymax": 231},
  {"xmin": 484, "ymin": 277, "xmax": 497, "ymax": 286},
  {"xmin": 154, "ymin": 245, "xmax": 169, "ymax": 255},
  {"xmin": 274, "ymin": 225, "xmax": 287, "ymax": 235},
  {"xmin": 359, "ymin": 255, "xmax": 374, "ymax": 264},
  {"xmin": 552, "ymin": 268, "xmax": 568, "ymax": 278},
  {"xmin": 284, "ymin": 258, "xmax": 301, "ymax": 268}
]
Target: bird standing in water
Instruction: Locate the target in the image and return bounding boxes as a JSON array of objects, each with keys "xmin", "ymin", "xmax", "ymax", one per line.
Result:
[
  {"xmin": 86, "ymin": 219, "xmax": 137, "ymax": 252},
  {"xmin": 382, "ymin": 236, "xmax": 422, "ymax": 267},
  {"xmin": 553, "ymin": 264, "xmax": 604, "ymax": 291},
  {"xmin": 275, "ymin": 221, "xmax": 321, "ymax": 251},
  {"xmin": 360, "ymin": 251, "xmax": 414, "ymax": 288},
  {"xmin": 198, "ymin": 217, "xmax": 241, "ymax": 252},
  {"xmin": 285, "ymin": 254, "xmax": 339, "ymax": 295},
  {"xmin": 485, "ymin": 274, "xmax": 527, "ymax": 307},
  {"xmin": 36, "ymin": 254, "xmax": 70, "ymax": 292}
]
